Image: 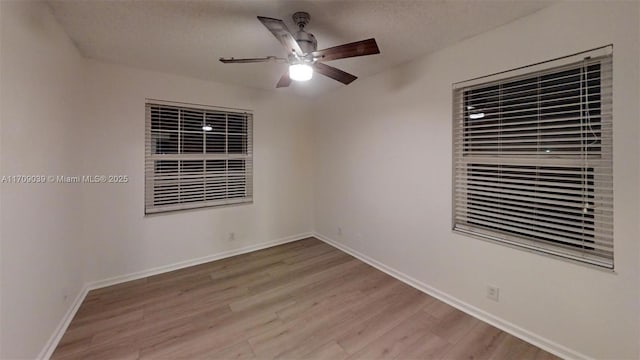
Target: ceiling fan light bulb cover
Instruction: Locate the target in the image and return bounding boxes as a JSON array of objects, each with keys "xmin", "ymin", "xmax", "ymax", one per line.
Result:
[{"xmin": 289, "ymin": 64, "xmax": 313, "ymax": 81}]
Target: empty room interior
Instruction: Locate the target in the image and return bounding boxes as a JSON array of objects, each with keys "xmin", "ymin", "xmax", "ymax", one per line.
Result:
[{"xmin": 1, "ymin": 0, "xmax": 639, "ymax": 359}]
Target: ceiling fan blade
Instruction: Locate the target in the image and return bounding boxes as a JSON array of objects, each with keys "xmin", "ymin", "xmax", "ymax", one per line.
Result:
[
  {"xmin": 257, "ymin": 16, "xmax": 303, "ymax": 57},
  {"xmin": 313, "ymin": 62, "xmax": 357, "ymax": 85},
  {"xmin": 219, "ymin": 56, "xmax": 286, "ymax": 64},
  {"xmin": 276, "ymin": 72, "xmax": 292, "ymax": 88},
  {"xmin": 312, "ymin": 38, "xmax": 380, "ymax": 62}
]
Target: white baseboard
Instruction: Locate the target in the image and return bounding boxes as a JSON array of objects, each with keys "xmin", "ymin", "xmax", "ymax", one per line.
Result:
[
  {"xmin": 313, "ymin": 231, "xmax": 589, "ymax": 360},
  {"xmin": 37, "ymin": 232, "xmax": 312, "ymax": 359},
  {"xmin": 37, "ymin": 284, "xmax": 90, "ymax": 360}
]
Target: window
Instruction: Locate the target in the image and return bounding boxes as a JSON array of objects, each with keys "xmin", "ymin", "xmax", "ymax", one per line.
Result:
[
  {"xmin": 452, "ymin": 46, "xmax": 613, "ymax": 268},
  {"xmin": 145, "ymin": 101, "xmax": 253, "ymax": 214}
]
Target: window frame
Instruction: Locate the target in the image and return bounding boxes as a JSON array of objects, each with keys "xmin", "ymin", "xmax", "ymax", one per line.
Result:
[
  {"xmin": 144, "ymin": 99, "xmax": 253, "ymax": 214},
  {"xmin": 451, "ymin": 46, "xmax": 614, "ymax": 269}
]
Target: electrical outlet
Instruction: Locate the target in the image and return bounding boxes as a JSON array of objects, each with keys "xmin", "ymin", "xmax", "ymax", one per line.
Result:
[
  {"xmin": 487, "ymin": 285, "xmax": 500, "ymax": 302},
  {"xmin": 228, "ymin": 232, "xmax": 235, "ymax": 241},
  {"xmin": 337, "ymin": 227, "xmax": 343, "ymax": 236}
]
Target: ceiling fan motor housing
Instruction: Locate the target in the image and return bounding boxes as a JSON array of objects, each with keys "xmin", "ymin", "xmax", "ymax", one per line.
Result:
[
  {"xmin": 295, "ymin": 30, "xmax": 317, "ymax": 54},
  {"xmin": 292, "ymin": 12, "xmax": 317, "ymax": 54}
]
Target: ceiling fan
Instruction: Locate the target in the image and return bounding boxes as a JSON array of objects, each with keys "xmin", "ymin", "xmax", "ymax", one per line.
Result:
[{"xmin": 219, "ymin": 12, "xmax": 380, "ymax": 88}]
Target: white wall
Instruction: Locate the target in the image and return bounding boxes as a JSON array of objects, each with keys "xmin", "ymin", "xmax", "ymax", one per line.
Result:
[
  {"xmin": 312, "ymin": 2, "xmax": 639, "ymax": 359},
  {"xmin": 80, "ymin": 60, "xmax": 314, "ymax": 282},
  {"xmin": 0, "ymin": 1, "xmax": 87, "ymax": 358},
  {"xmin": 0, "ymin": 2, "xmax": 314, "ymax": 358}
]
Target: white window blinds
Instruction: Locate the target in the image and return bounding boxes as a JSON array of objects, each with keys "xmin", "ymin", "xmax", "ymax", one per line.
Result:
[
  {"xmin": 452, "ymin": 46, "xmax": 613, "ymax": 268},
  {"xmin": 145, "ymin": 101, "xmax": 253, "ymax": 214}
]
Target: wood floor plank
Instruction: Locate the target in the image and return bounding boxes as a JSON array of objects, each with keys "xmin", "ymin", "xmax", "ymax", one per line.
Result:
[
  {"xmin": 49, "ymin": 337, "xmax": 92, "ymax": 360},
  {"xmin": 392, "ymin": 332, "xmax": 451, "ymax": 359},
  {"xmin": 284, "ymin": 262, "xmax": 375, "ymax": 304},
  {"xmin": 207, "ymin": 252, "xmax": 290, "ymax": 282},
  {"xmin": 277, "ymin": 289, "xmax": 363, "ymax": 323},
  {"xmin": 281, "ymin": 242, "xmax": 338, "ymax": 265},
  {"xmin": 280, "ymin": 283, "xmax": 435, "ymax": 358},
  {"xmin": 206, "ymin": 269, "xmax": 274, "ymax": 297},
  {"xmin": 91, "ymin": 304, "xmax": 231, "ymax": 346},
  {"xmin": 60, "ymin": 309, "xmax": 144, "ymax": 345},
  {"xmin": 304, "ymin": 341, "xmax": 350, "ymax": 360},
  {"xmin": 346, "ymin": 310, "xmax": 439, "ymax": 359},
  {"xmin": 441, "ymin": 322, "xmax": 507, "ymax": 360},
  {"xmin": 425, "ymin": 299, "xmax": 480, "ymax": 344},
  {"xmin": 247, "ymin": 299, "xmax": 355, "ymax": 359},
  {"xmin": 229, "ymin": 259, "xmax": 360, "ymax": 312},
  {"xmin": 207, "ymin": 341, "xmax": 256, "ymax": 360},
  {"xmin": 247, "ymin": 250, "xmax": 352, "ymax": 293},
  {"xmin": 138, "ymin": 309, "xmax": 283, "ymax": 358},
  {"xmin": 51, "ymin": 238, "xmax": 559, "ymax": 360},
  {"xmin": 490, "ymin": 334, "xmax": 561, "ymax": 360},
  {"xmin": 337, "ymin": 287, "xmax": 433, "ymax": 354}
]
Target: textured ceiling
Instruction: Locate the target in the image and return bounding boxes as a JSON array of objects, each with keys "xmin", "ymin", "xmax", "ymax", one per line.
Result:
[{"xmin": 48, "ymin": 0, "xmax": 554, "ymax": 97}]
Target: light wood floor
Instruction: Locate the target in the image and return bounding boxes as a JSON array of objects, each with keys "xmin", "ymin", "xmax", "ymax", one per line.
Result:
[{"xmin": 52, "ymin": 238, "xmax": 559, "ymax": 360}]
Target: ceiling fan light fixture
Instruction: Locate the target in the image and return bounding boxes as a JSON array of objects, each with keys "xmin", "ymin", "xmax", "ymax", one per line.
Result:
[
  {"xmin": 289, "ymin": 63, "xmax": 313, "ymax": 81},
  {"xmin": 220, "ymin": 14, "xmax": 380, "ymax": 87}
]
